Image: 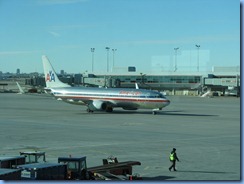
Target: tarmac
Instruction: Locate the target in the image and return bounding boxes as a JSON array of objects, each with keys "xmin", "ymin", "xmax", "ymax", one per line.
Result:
[{"xmin": 0, "ymin": 93, "xmax": 241, "ymax": 181}]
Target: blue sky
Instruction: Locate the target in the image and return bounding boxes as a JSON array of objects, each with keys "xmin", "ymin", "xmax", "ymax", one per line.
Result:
[{"xmin": 0, "ymin": 0, "xmax": 240, "ymax": 73}]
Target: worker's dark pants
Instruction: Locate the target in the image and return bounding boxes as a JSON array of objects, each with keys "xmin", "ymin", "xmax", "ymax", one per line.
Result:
[{"xmin": 169, "ymin": 160, "xmax": 176, "ymax": 171}]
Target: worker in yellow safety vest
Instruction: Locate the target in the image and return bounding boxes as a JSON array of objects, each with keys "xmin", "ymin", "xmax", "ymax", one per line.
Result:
[{"xmin": 169, "ymin": 148, "xmax": 180, "ymax": 171}]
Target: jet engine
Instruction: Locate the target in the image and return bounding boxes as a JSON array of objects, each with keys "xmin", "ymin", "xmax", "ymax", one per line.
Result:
[{"xmin": 88, "ymin": 100, "xmax": 108, "ymax": 111}]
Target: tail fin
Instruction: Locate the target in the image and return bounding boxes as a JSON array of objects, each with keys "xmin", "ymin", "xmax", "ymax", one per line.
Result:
[
  {"xmin": 42, "ymin": 55, "xmax": 70, "ymax": 88},
  {"xmin": 16, "ymin": 82, "xmax": 25, "ymax": 94},
  {"xmin": 135, "ymin": 83, "xmax": 139, "ymax": 89}
]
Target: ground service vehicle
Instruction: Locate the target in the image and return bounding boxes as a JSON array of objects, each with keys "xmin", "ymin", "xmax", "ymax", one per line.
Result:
[
  {"xmin": 19, "ymin": 151, "xmax": 46, "ymax": 164},
  {"xmin": 1, "ymin": 152, "xmax": 141, "ymax": 180},
  {"xmin": 58, "ymin": 155, "xmax": 141, "ymax": 180},
  {"xmin": 58, "ymin": 156, "xmax": 89, "ymax": 180}
]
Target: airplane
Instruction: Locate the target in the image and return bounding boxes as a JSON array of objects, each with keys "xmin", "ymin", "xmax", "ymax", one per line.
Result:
[{"xmin": 42, "ymin": 55, "xmax": 170, "ymax": 114}]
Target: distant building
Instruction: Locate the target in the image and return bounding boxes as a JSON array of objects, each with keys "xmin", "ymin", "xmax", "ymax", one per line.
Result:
[
  {"xmin": 60, "ymin": 70, "xmax": 64, "ymax": 75},
  {"xmin": 16, "ymin": 69, "xmax": 20, "ymax": 75},
  {"xmin": 74, "ymin": 74, "xmax": 82, "ymax": 85}
]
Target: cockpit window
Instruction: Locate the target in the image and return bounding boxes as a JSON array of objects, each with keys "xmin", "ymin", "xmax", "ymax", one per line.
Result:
[{"xmin": 158, "ymin": 93, "xmax": 165, "ymax": 98}]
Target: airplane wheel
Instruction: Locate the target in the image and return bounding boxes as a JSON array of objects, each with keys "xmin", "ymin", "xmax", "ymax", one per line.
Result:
[
  {"xmin": 87, "ymin": 108, "xmax": 93, "ymax": 113},
  {"xmin": 152, "ymin": 111, "xmax": 157, "ymax": 115},
  {"xmin": 106, "ymin": 107, "xmax": 113, "ymax": 113}
]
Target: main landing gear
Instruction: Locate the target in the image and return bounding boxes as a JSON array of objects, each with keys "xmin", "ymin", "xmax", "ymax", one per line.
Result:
[
  {"xmin": 152, "ymin": 108, "xmax": 162, "ymax": 115},
  {"xmin": 86, "ymin": 107, "xmax": 113, "ymax": 113},
  {"xmin": 152, "ymin": 111, "xmax": 157, "ymax": 115},
  {"xmin": 105, "ymin": 107, "xmax": 113, "ymax": 113},
  {"xmin": 87, "ymin": 108, "xmax": 94, "ymax": 113}
]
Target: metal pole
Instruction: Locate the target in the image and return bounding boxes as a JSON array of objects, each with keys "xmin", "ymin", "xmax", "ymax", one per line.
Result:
[
  {"xmin": 91, "ymin": 48, "xmax": 95, "ymax": 72},
  {"xmin": 112, "ymin": 49, "xmax": 117, "ymax": 72},
  {"xmin": 196, "ymin": 45, "xmax": 200, "ymax": 72},
  {"xmin": 174, "ymin": 47, "xmax": 179, "ymax": 72},
  {"xmin": 105, "ymin": 47, "xmax": 110, "ymax": 72}
]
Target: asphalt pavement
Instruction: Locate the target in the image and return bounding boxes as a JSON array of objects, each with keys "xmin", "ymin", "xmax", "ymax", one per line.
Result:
[{"xmin": 0, "ymin": 93, "xmax": 240, "ymax": 181}]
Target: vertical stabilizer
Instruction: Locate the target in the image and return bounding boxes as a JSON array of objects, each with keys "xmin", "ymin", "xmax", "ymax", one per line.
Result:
[
  {"xmin": 16, "ymin": 82, "xmax": 25, "ymax": 94},
  {"xmin": 135, "ymin": 83, "xmax": 139, "ymax": 89},
  {"xmin": 42, "ymin": 55, "xmax": 70, "ymax": 88}
]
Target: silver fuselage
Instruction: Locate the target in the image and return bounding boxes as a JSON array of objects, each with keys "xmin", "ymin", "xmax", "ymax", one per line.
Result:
[{"xmin": 50, "ymin": 87, "xmax": 170, "ymax": 110}]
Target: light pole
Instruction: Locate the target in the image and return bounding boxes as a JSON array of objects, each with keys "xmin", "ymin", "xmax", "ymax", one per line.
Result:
[
  {"xmin": 105, "ymin": 47, "xmax": 110, "ymax": 72},
  {"xmin": 112, "ymin": 49, "xmax": 117, "ymax": 72},
  {"xmin": 140, "ymin": 72, "xmax": 146, "ymax": 84},
  {"xmin": 195, "ymin": 44, "xmax": 200, "ymax": 72},
  {"xmin": 91, "ymin": 48, "xmax": 95, "ymax": 72},
  {"xmin": 174, "ymin": 47, "xmax": 179, "ymax": 72}
]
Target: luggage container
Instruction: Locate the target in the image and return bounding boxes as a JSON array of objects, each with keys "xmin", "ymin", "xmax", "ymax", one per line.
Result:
[
  {"xmin": 0, "ymin": 156, "xmax": 25, "ymax": 169},
  {"xmin": 17, "ymin": 163, "xmax": 67, "ymax": 180},
  {"xmin": 0, "ymin": 168, "xmax": 21, "ymax": 180}
]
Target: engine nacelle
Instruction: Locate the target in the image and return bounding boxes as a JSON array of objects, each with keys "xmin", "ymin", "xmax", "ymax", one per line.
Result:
[{"xmin": 88, "ymin": 100, "xmax": 107, "ymax": 111}]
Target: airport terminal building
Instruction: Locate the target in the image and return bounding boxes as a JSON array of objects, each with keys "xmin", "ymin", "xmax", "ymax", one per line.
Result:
[
  {"xmin": 80, "ymin": 66, "xmax": 240, "ymax": 96},
  {"xmin": 0, "ymin": 66, "xmax": 240, "ymax": 97}
]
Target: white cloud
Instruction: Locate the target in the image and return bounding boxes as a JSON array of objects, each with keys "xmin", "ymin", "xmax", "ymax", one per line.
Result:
[{"xmin": 48, "ymin": 31, "xmax": 61, "ymax": 37}]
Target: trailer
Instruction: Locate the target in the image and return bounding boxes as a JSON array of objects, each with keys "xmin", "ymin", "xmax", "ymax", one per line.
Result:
[
  {"xmin": 0, "ymin": 156, "xmax": 25, "ymax": 169},
  {"xmin": 17, "ymin": 163, "xmax": 67, "ymax": 180},
  {"xmin": 0, "ymin": 168, "xmax": 21, "ymax": 180},
  {"xmin": 89, "ymin": 160, "xmax": 141, "ymax": 176}
]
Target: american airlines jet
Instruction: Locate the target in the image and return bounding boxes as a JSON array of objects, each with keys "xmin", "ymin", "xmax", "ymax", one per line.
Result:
[{"xmin": 42, "ymin": 55, "xmax": 170, "ymax": 114}]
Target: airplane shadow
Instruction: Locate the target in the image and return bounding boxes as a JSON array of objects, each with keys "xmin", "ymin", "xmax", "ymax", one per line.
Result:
[
  {"xmin": 176, "ymin": 170, "xmax": 235, "ymax": 174},
  {"xmin": 78, "ymin": 110, "xmax": 218, "ymax": 117},
  {"xmin": 160, "ymin": 111, "xmax": 218, "ymax": 117}
]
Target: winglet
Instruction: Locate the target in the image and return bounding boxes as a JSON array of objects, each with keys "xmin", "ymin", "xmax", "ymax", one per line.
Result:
[{"xmin": 42, "ymin": 55, "xmax": 70, "ymax": 88}]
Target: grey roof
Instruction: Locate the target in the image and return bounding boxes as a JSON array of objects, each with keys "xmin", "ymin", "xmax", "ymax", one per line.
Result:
[{"xmin": 17, "ymin": 163, "xmax": 65, "ymax": 170}]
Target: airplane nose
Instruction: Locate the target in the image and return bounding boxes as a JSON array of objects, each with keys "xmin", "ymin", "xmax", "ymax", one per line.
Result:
[{"xmin": 164, "ymin": 99, "xmax": 170, "ymax": 106}]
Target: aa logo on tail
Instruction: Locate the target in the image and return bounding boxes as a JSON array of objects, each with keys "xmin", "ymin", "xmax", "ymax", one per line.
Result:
[{"xmin": 46, "ymin": 71, "xmax": 55, "ymax": 82}]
